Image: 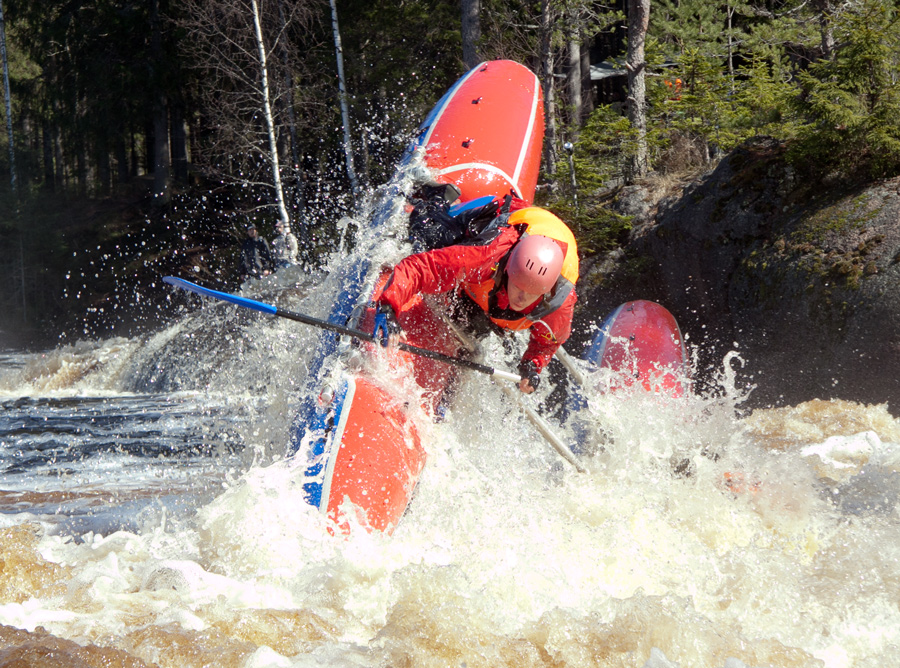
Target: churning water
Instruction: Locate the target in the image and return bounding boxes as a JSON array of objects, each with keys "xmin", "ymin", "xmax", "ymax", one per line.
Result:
[{"xmin": 2, "ymin": 195, "xmax": 900, "ymax": 668}]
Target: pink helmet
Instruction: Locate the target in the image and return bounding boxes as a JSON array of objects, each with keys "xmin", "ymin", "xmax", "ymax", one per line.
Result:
[{"xmin": 506, "ymin": 235, "xmax": 564, "ymax": 295}]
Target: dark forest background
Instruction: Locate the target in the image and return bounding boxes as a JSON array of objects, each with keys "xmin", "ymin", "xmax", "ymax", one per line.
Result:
[{"xmin": 1, "ymin": 0, "xmax": 899, "ymax": 348}]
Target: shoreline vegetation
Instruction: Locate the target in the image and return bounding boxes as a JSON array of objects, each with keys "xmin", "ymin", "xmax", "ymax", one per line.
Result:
[{"xmin": 2, "ymin": 0, "xmax": 900, "ymax": 407}]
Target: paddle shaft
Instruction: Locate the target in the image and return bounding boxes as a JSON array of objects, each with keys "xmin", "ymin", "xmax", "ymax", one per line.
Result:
[
  {"xmin": 498, "ymin": 383, "xmax": 586, "ymax": 473},
  {"xmin": 165, "ymin": 276, "xmax": 582, "ymax": 472},
  {"xmin": 438, "ymin": 307, "xmax": 586, "ymax": 473},
  {"xmin": 554, "ymin": 345, "xmax": 588, "ymax": 386},
  {"xmin": 273, "ymin": 306, "xmax": 519, "ymax": 380},
  {"xmin": 163, "ymin": 276, "xmax": 520, "ymax": 383}
]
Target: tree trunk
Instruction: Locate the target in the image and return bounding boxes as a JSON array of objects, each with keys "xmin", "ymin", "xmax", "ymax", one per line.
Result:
[
  {"xmin": 461, "ymin": 0, "xmax": 481, "ymax": 70},
  {"xmin": 54, "ymin": 121, "xmax": 63, "ymax": 186},
  {"xmin": 170, "ymin": 99, "xmax": 188, "ymax": 185},
  {"xmin": 115, "ymin": 135, "xmax": 129, "ymax": 184},
  {"xmin": 540, "ymin": 0, "xmax": 558, "ymax": 183},
  {"xmin": 144, "ymin": 118, "xmax": 154, "ymax": 175},
  {"xmin": 153, "ymin": 93, "xmax": 171, "ymax": 203},
  {"xmin": 150, "ymin": 0, "xmax": 170, "ymax": 204},
  {"xmin": 813, "ymin": 0, "xmax": 835, "ymax": 59},
  {"xmin": 329, "ymin": 0, "xmax": 359, "ymax": 195},
  {"xmin": 0, "ymin": 0, "xmax": 17, "ymax": 199},
  {"xmin": 98, "ymin": 138, "xmax": 111, "ymax": 194},
  {"xmin": 17, "ymin": 234, "xmax": 25, "ymax": 323},
  {"xmin": 42, "ymin": 120, "xmax": 55, "ymax": 190},
  {"xmin": 567, "ymin": 30, "xmax": 582, "ymax": 134},
  {"xmin": 277, "ymin": 0, "xmax": 301, "ymax": 175},
  {"xmin": 274, "ymin": 0, "xmax": 306, "ymax": 242},
  {"xmin": 76, "ymin": 141, "xmax": 87, "ymax": 195},
  {"xmin": 251, "ymin": 0, "xmax": 291, "ymax": 226},
  {"xmin": 187, "ymin": 112, "xmax": 200, "ymax": 180},
  {"xmin": 626, "ymin": 0, "xmax": 650, "ymax": 181},
  {"xmin": 580, "ymin": 41, "xmax": 593, "ymax": 119}
]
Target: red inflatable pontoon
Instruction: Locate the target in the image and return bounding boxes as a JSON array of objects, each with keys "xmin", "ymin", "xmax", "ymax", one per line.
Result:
[{"xmin": 587, "ymin": 300, "xmax": 689, "ymax": 397}]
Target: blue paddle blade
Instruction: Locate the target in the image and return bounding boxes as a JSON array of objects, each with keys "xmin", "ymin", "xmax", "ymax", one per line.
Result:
[
  {"xmin": 162, "ymin": 276, "xmax": 277, "ymax": 315},
  {"xmin": 449, "ymin": 195, "xmax": 496, "ymax": 216}
]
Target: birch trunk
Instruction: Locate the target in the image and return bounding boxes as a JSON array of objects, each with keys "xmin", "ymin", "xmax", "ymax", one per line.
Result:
[
  {"xmin": 0, "ymin": 0, "xmax": 18, "ymax": 198},
  {"xmin": 329, "ymin": 0, "xmax": 359, "ymax": 195},
  {"xmin": 251, "ymin": 0, "xmax": 290, "ymax": 225}
]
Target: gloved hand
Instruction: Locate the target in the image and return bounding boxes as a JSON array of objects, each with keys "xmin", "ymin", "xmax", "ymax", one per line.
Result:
[
  {"xmin": 517, "ymin": 359, "xmax": 540, "ymax": 394},
  {"xmin": 372, "ymin": 303, "xmax": 402, "ymax": 347}
]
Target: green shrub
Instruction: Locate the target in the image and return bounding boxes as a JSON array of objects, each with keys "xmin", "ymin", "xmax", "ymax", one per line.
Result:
[{"xmin": 789, "ymin": 0, "xmax": 900, "ymax": 180}]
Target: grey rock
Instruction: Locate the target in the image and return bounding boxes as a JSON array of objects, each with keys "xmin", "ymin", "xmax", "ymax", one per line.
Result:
[{"xmin": 574, "ymin": 138, "xmax": 900, "ymax": 409}]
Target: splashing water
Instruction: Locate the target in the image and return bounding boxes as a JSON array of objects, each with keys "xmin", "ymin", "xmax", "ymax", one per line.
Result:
[{"xmin": 2, "ymin": 183, "xmax": 900, "ymax": 668}]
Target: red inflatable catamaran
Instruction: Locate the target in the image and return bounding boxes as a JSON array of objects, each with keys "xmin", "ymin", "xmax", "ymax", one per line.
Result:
[{"xmin": 165, "ymin": 61, "xmax": 690, "ymax": 534}]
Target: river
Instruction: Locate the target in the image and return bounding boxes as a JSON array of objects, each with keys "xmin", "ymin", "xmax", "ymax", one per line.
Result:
[{"xmin": 2, "ymin": 245, "xmax": 900, "ymax": 668}]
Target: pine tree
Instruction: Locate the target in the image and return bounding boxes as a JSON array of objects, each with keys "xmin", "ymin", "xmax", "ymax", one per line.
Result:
[
  {"xmin": 653, "ymin": 0, "xmax": 728, "ymax": 56},
  {"xmin": 791, "ymin": 0, "xmax": 900, "ymax": 179},
  {"xmin": 730, "ymin": 56, "xmax": 800, "ymax": 141}
]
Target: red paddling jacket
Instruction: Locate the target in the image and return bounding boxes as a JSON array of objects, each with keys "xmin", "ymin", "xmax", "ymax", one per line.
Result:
[{"xmin": 378, "ymin": 207, "xmax": 579, "ymax": 373}]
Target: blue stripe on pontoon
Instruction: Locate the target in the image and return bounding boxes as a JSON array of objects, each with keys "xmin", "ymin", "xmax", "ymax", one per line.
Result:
[{"xmin": 301, "ymin": 377, "xmax": 350, "ymax": 509}]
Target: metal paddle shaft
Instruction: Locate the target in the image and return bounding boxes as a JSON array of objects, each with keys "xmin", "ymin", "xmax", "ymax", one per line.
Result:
[
  {"xmin": 162, "ymin": 276, "xmax": 520, "ymax": 383},
  {"xmin": 497, "ymin": 383, "xmax": 586, "ymax": 473},
  {"xmin": 438, "ymin": 305, "xmax": 586, "ymax": 473},
  {"xmin": 554, "ymin": 346, "xmax": 588, "ymax": 386}
]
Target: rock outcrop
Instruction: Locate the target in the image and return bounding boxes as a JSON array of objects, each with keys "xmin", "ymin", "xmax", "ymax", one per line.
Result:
[{"xmin": 575, "ymin": 138, "xmax": 900, "ymax": 410}]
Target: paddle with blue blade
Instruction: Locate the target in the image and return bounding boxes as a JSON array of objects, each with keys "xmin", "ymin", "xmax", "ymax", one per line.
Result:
[
  {"xmin": 162, "ymin": 276, "xmax": 521, "ymax": 383},
  {"xmin": 164, "ymin": 276, "xmax": 585, "ymax": 473}
]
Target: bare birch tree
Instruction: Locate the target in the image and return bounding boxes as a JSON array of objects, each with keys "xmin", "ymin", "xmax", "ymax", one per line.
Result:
[
  {"xmin": 250, "ymin": 0, "xmax": 290, "ymax": 226},
  {"xmin": 180, "ymin": 0, "xmax": 324, "ymax": 234}
]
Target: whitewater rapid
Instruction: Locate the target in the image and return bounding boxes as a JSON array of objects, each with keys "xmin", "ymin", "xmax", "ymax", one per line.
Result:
[
  {"xmin": 2, "ymin": 179, "xmax": 900, "ymax": 667},
  {"xmin": 2, "ymin": 282, "xmax": 900, "ymax": 668}
]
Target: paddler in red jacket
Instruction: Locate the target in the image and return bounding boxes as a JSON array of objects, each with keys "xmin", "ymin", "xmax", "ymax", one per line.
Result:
[{"xmin": 373, "ymin": 205, "xmax": 579, "ymax": 394}]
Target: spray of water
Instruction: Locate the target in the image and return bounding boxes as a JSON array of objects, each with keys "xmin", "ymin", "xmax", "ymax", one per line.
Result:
[{"xmin": 3, "ymin": 162, "xmax": 900, "ymax": 667}]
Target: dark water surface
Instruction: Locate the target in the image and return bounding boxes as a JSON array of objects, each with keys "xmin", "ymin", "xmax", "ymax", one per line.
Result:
[
  {"xmin": 1, "ymin": 301, "xmax": 900, "ymax": 668},
  {"xmin": 0, "ymin": 390, "xmax": 247, "ymax": 536}
]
